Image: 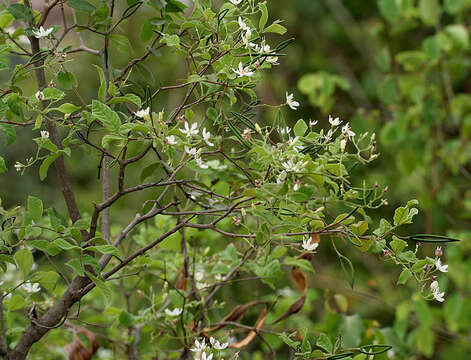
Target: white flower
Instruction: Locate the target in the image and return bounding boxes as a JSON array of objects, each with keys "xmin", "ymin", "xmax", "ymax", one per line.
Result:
[
  {"xmin": 293, "ymin": 181, "xmax": 300, "ymax": 191},
  {"xmin": 194, "ymin": 271, "xmax": 204, "ymax": 281},
  {"xmin": 249, "ymin": 42, "xmax": 259, "ymax": 51},
  {"xmin": 430, "ymin": 280, "xmax": 445, "ymax": 302},
  {"xmin": 22, "ymin": 282, "xmax": 40, "ymax": 293},
  {"xmin": 40, "ymin": 130, "xmax": 49, "ymax": 139},
  {"xmin": 341, "ymin": 123, "xmax": 355, "ymax": 139},
  {"xmin": 288, "ymin": 136, "xmax": 302, "ymax": 152},
  {"xmin": 195, "ymin": 157, "xmax": 208, "ymax": 169},
  {"xmin": 166, "ymin": 135, "xmax": 177, "ymax": 145},
  {"xmin": 202, "ymin": 128, "xmax": 214, "ymax": 147},
  {"xmin": 134, "ymin": 107, "xmax": 150, "ymax": 119},
  {"xmin": 185, "ymin": 146, "xmax": 197, "ymax": 156},
  {"xmin": 196, "ymin": 281, "xmax": 209, "ymax": 290},
  {"xmin": 435, "ymin": 258, "xmax": 448, "ymax": 273},
  {"xmin": 190, "ymin": 339, "xmax": 207, "ymax": 352},
  {"xmin": 201, "ymin": 353, "xmax": 213, "ymax": 360},
  {"xmin": 180, "ymin": 121, "xmax": 199, "ymax": 137},
  {"xmin": 329, "ymin": 115, "xmax": 342, "ymax": 126},
  {"xmin": 230, "ymin": 0, "xmax": 242, "ymax": 4},
  {"xmin": 302, "ymin": 235, "xmax": 319, "ymax": 251},
  {"xmin": 278, "ymin": 287, "xmax": 293, "ymax": 297},
  {"xmin": 279, "ymin": 126, "xmax": 291, "ymax": 136},
  {"xmin": 286, "ymin": 92, "xmax": 300, "ymax": 110},
  {"xmin": 14, "ymin": 162, "xmax": 22, "ymax": 172},
  {"xmin": 259, "ymin": 44, "xmax": 278, "ymax": 65},
  {"xmin": 233, "ymin": 62, "xmax": 254, "ymax": 78},
  {"xmin": 35, "ymin": 90, "xmax": 44, "ymax": 101},
  {"xmin": 210, "ymin": 337, "xmax": 229, "ymax": 350},
  {"xmin": 276, "ymin": 170, "xmax": 287, "ymax": 184},
  {"xmin": 32, "ymin": 26, "xmax": 53, "ymax": 39},
  {"xmin": 238, "ymin": 17, "xmax": 249, "ymax": 31},
  {"xmin": 281, "ymin": 159, "xmax": 304, "ymax": 173},
  {"xmin": 324, "ymin": 129, "xmax": 333, "ymax": 141},
  {"xmin": 309, "ymin": 119, "xmax": 318, "ymax": 126},
  {"xmin": 165, "ymin": 308, "xmax": 183, "ymax": 317},
  {"xmin": 241, "ymin": 28, "xmax": 252, "ymax": 47}
]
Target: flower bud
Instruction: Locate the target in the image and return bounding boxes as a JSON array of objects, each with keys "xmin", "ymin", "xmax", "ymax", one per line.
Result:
[
  {"xmin": 340, "ymin": 139, "xmax": 347, "ymax": 153},
  {"xmin": 435, "ymin": 246, "xmax": 443, "ymax": 257}
]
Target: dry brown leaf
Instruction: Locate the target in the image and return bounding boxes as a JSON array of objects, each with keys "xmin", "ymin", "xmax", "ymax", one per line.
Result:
[
  {"xmin": 205, "ymin": 300, "xmax": 265, "ymax": 332},
  {"xmin": 273, "ymin": 294, "xmax": 306, "ymax": 324},
  {"xmin": 64, "ymin": 325, "xmax": 99, "ymax": 360},
  {"xmin": 272, "ymin": 261, "xmax": 310, "ymax": 324},
  {"xmin": 229, "ymin": 306, "xmax": 268, "ymax": 349},
  {"xmin": 291, "ymin": 267, "xmax": 307, "ymax": 294},
  {"xmin": 175, "ymin": 267, "xmax": 187, "ymax": 291}
]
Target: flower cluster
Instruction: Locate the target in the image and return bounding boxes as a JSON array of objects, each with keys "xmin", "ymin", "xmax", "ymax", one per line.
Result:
[
  {"xmin": 429, "ymin": 246, "xmax": 449, "ymax": 302},
  {"xmin": 190, "ymin": 336, "xmax": 229, "ymax": 360}
]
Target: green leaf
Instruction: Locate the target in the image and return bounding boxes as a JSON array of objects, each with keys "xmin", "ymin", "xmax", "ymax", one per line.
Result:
[
  {"xmin": 92, "ymin": 64, "xmax": 106, "ymax": 102},
  {"xmin": 31, "ymin": 271, "xmax": 60, "ymax": 292},
  {"xmin": 53, "ymin": 238, "xmax": 80, "ymax": 250},
  {"xmin": 283, "ymin": 257, "xmax": 314, "ymax": 273},
  {"xmin": 398, "ymin": 250, "xmax": 417, "ymax": 262},
  {"xmin": 14, "ymin": 248, "xmax": 34, "ymax": 278},
  {"xmin": 444, "ymin": 24, "xmax": 469, "ymax": 49},
  {"xmin": 110, "ymin": 34, "xmax": 133, "ymax": 54},
  {"xmin": 161, "ymin": 34, "xmax": 180, "ymax": 49},
  {"xmin": 57, "ymin": 71, "xmax": 76, "ymax": 90},
  {"xmin": 293, "ymin": 119, "xmax": 308, "ymax": 137},
  {"xmin": 29, "ymin": 240, "xmax": 61, "ymax": 256},
  {"xmin": 301, "ymin": 332, "xmax": 312, "ymax": 353},
  {"xmin": 418, "ymin": 0, "xmax": 441, "ymax": 26},
  {"xmin": 66, "ymin": 0, "xmax": 96, "ymax": 12},
  {"xmin": 259, "ymin": 2, "xmax": 268, "ymax": 31},
  {"xmin": 28, "ymin": 196, "xmax": 43, "ymax": 222},
  {"xmin": 119, "ymin": 310, "xmax": 135, "ymax": 326},
  {"xmin": 378, "ymin": 77, "xmax": 398, "ymax": 105},
  {"xmin": 378, "ymin": 0, "xmax": 400, "ymax": 23},
  {"xmin": 264, "ymin": 22, "xmax": 287, "ymax": 35},
  {"xmin": 0, "ymin": 123, "xmax": 16, "ymax": 144},
  {"xmin": 0, "ymin": 156, "xmax": 6, "ymax": 173},
  {"xmin": 339, "ymin": 255, "xmax": 355, "ymax": 289},
  {"xmin": 39, "ymin": 153, "xmax": 60, "ymax": 181},
  {"xmin": 42, "ymin": 88, "xmax": 65, "ymax": 101},
  {"xmin": 66, "ymin": 258, "xmax": 85, "ymax": 276},
  {"xmin": 423, "ymin": 36, "xmax": 440, "ymax": 61},
  {"xmin": 87, "ymin": 245, "xmax": 121, "ymax": 259},
  {"xmin": 444, "ymin": 0, "xmax": 463, "ymax": 14},
  {"xmin": 316, "ymin": 333, "xmax": 333, "ymax": 353},
  {"xmin": 412, "ymin": 325, "xmax": 434, "ymax": 357},
  {"xmin": 87, "ymin": 272, "xmax": 113, "ymax": 306},
  {"xmin": 390, "ymin": 236, "xmax": 407, "ymax": 254},
  {"xmin": 394, "ymin": 205, "xmax": 418, "ymax": 226},
  {"xmin": 339, "ymin": 314, "xmax": 364, "ymax": 348},
  {"xmin": 7, "ymin": 3, "xmax": 32, "ymax": 22},
  {"xmin": 165, "ymin": 0, "xmax": 187, "ymax": 12},
  {"xmin": 0, "ymin": 10, "xmax": 15, "ymax": 28},
  {"xmin": 56, "ymin": 103, "xmax": 81, "ymax": 114},
  {"xmin": 6, "ymin": 294, "xmax": 27, "ymax": 311},
  {"xmin": 397, "ymin": 268, "xmax": 412, "ymax": 284},
  {"xmin": 108, "ymin": 94, "xmax": 141, "ymax": 107},
  {"xmin": 92, "ymin": 100, "xmax": 121, "ymax": 133}
]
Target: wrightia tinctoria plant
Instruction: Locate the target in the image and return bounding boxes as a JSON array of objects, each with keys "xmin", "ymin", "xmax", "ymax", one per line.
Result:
[{"xmin": 0, "ymin": 0, "xmax": 459, "ymax": 359}]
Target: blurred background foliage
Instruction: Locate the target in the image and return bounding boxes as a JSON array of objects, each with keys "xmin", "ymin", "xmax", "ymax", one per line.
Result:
[{"xmin": 2, "ymin": 0, "xmax": 471, "ymax": 359}]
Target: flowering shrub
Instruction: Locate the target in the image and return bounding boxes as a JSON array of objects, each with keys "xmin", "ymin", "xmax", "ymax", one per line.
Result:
[{"xmin": 0, "ymin": 1, "xmax": 459, "ymax": 359}]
